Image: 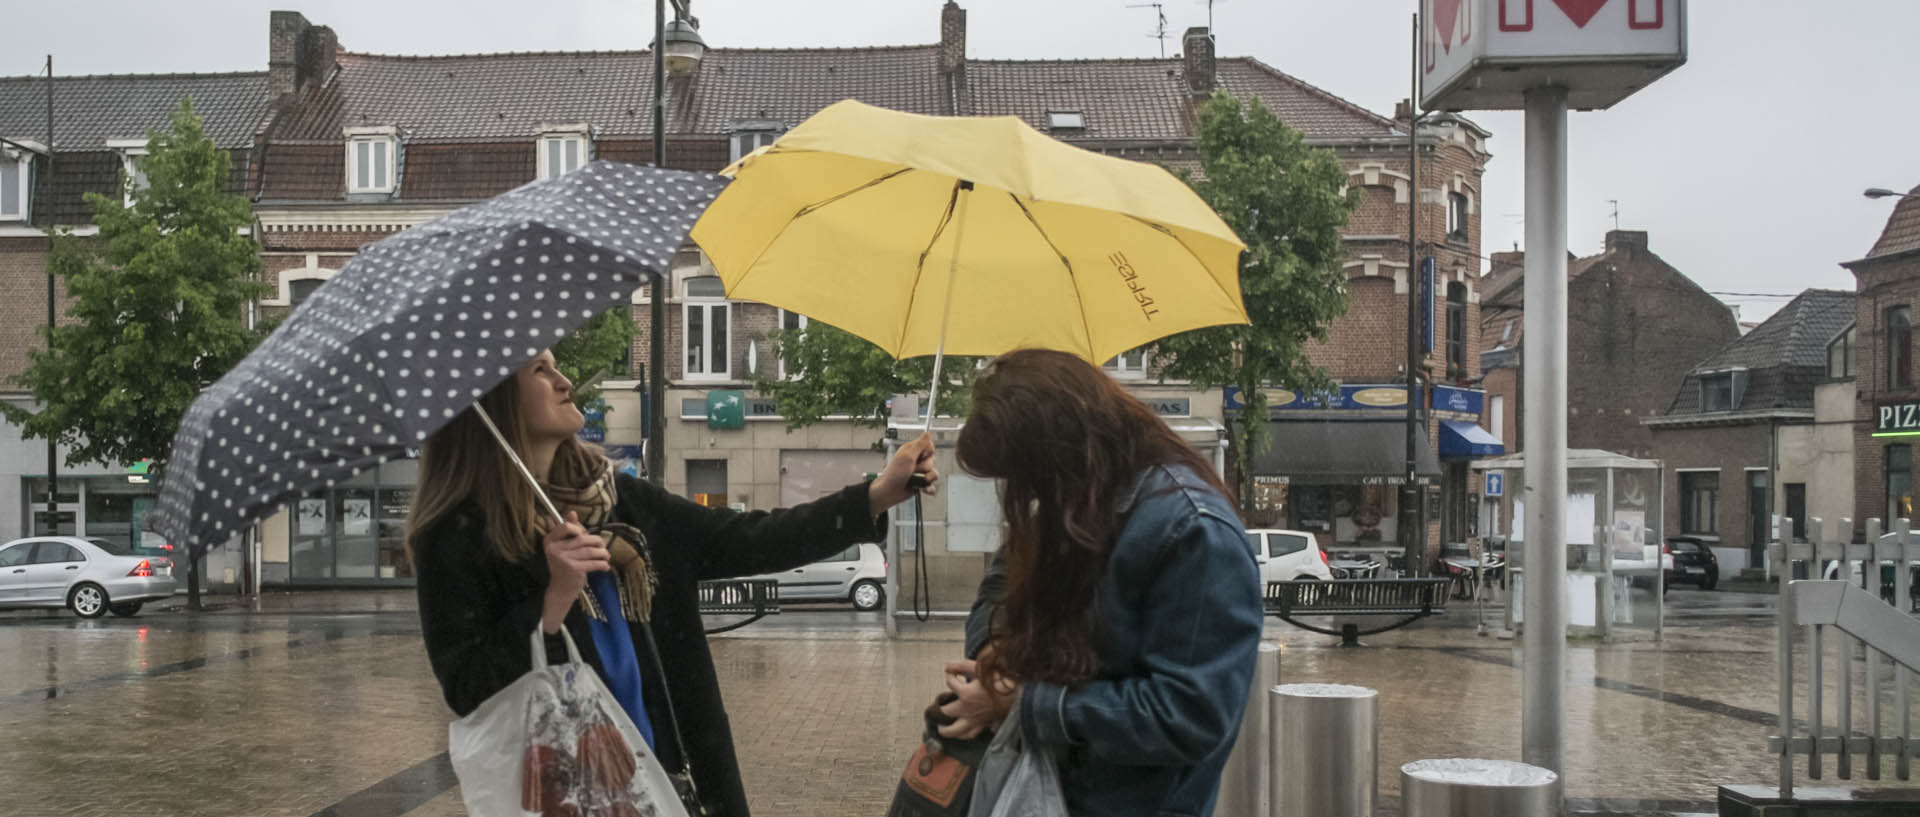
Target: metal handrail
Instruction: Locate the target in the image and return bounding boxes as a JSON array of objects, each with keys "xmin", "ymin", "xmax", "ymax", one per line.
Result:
[{"xmin": 1771, "ymin": 517, "xmax": 1920, "ymax": 797}]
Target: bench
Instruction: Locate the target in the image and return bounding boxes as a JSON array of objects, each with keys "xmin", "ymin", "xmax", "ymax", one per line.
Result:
[
  {"xmin": 1264, "ymin": 578, "xmax": 1451, "ymax": 646},
  {"xmin": 696, "ymin": 578, "xmax": 780, "ymax": 634}
]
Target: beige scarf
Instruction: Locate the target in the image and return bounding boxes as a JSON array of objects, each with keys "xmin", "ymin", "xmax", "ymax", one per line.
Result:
[{"xmin": 538, "ymin": 456, "xmax": 658, "ymax": 624}]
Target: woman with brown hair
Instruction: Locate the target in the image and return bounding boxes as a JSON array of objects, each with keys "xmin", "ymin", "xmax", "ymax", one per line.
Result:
[
  {"xmin": 934, "ymin": 348, "xmax": 1262, "ymax": 817},
  {"xmin": 407, "ymin": 349, "xmax": 936, "ymax": 817}
]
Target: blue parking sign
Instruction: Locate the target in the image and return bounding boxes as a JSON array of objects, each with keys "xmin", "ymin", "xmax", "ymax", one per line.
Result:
[{"xmin": 1484, "ymin": 472, "xmax": 1503, "ymax": 497}]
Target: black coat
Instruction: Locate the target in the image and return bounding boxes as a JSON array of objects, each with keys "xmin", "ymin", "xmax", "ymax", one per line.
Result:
[{"xmin": 413, "ymin": 474, "xmax": 887, "ymax": 817}]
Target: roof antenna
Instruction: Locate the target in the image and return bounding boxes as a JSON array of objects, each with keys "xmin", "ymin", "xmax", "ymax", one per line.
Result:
[
  {"xmin": 1127, "ymin": 3, "xmax": 1169, "ymax": 58},
  {"xmin": 1608, "ymin": 199, "xmax": 1620, "ymax": 231}
]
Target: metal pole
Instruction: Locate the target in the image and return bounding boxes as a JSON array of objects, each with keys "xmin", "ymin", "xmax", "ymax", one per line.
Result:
[
  {"xmin": 1521, "ymin": 84, "xmax": 1569, "ymax": 783},
  {"xmin": 1404, "ymin": 12, "xmax": 1425, "ymax": 577},
  {"xmin": 646, "ymin": 0, "xmax": 668, "ymax": 487},
  {"xmin": 44, "ymin": 54, "xmax": 58, "ymax": 537},
  {"xmin": 1216, "ymin": 643, "xmax": 1281, "ymax": 817},
  {"xmin": 1776, "ymin": 521, "xmax": 1794, "ymax": 798}
]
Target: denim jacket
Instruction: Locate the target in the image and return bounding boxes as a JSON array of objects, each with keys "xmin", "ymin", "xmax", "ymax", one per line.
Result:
[{"xmin": 964, "ymin": 464, "xmax": 1263, "ymax": 817}]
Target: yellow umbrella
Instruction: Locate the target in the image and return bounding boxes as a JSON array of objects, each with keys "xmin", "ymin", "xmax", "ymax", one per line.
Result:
[{"xmin": 690, "ymin": 99, "xmax": 1248, "ymax": 415}]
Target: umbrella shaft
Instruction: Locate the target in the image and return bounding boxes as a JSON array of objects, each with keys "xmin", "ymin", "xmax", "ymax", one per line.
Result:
[{"xmin": 924, "ymin": 182, "xmax": 973, "ymax": 431}]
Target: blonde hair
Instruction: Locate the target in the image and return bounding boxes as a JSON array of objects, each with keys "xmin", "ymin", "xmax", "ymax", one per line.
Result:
[{"xmin": 404, "ymin": 373, "xmax": 605, "ymax": 563}]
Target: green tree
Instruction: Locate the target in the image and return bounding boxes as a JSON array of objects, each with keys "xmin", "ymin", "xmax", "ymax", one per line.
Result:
[
  {"xmin": 749, "ymin": 321, "xmax": 974, "ymax": 434},
  {"xmin": 552, "ymin": 306, "xmax": 634, "ymax": 437},
  {"xmin": 1154, "ymin": 92, "xmax": 1362, "ymax": 510},
  {"xmin": 2, "ymin": 98, "xmax": 267, "ymax": 610}
]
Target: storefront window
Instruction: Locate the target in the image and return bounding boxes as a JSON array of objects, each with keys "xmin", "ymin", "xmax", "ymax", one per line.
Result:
[
  {"xmin": 1888, "ymin": 445, "xmax": 1912, "ymax": 523},
  {"xmin": 286, "ymin": 460, "xmax": 420, "ymax": 583},
  {"xmin": 23, "ymin": 478, "xmax": 80, "ymax": 537}
]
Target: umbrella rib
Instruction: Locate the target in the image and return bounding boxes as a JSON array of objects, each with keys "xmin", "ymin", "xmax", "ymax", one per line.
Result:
[
  {"xmin": 793, "ymin": 167, "xmax": 915, "ymax": 219},
  {"xmin": 899, "ymin": 180, "xmax": 966, "ymax": 357},
  {"xmin": 1006, "ymin": 193, "xmax": 1096, "ymax": 360}
]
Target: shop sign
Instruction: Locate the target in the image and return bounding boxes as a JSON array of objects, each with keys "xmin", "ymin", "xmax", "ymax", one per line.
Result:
[
  {"xmin": 1875, "ymin": 400, "xmax": 1920, "ymax": 437},
  {"xmin": 1431, "ymin": 385, "xmax": 1486, "ymax": 415},
  {"xmin": 1225, "ymin": 384, "xmax": 1422, "ymax": 413}
]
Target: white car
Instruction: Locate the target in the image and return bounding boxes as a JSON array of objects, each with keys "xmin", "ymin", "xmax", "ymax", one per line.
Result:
[
  {"xmin": 742, "ymin": 543, "xmax": 888, "ymax": 611},
  {"xmin": 1247, "ymin": 529, "xmax": 1335, "ymax": 582},
  {"xmin": 0, "ymin": 536, "xmax": 177, "ymax": 618}
]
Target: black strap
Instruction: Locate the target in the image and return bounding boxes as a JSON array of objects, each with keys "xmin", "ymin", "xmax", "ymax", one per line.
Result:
[
  {"xmin": 912, "ymin": 493, "xmax": 931, "ymax": 622},
  {"xmin": 634, "ymin": 620, "xmax": 709, "ymax": 815}
]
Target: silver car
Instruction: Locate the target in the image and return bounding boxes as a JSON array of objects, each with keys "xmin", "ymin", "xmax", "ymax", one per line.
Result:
[
  {"xmin": 0, "ymin": 536, "xmax": 177, "ymax": 618},
  {"xmin": 743, "ymin": 543, "xmax": 889, "ymax": 611}
]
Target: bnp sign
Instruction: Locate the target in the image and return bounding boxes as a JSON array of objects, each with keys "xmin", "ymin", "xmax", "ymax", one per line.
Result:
[{"xmin": 1422, "ymin": 0, "xmax": 1687, "ymax": 111}]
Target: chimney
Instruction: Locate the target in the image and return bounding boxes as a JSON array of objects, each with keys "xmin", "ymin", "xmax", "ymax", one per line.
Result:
[
  {"xmin": 1490, "ymin": 250, "xmax": 1525, "ymax": 274},
  {"xmin": 939, "ymin": 2, "xmax": 967, "ymax": 78},
  {"xmin": 1605, "ymin": 229, "xmax": 1649, "ymax": 253},
  {"xmin": 269, "ymin": 11, "xmax": 338, "ymax": 102},
  {"xmin": 1394, "ymin": 99, "xmax": 1415, "ymax": 124},
  {"xmin": 1183, "ymin": 27, "xmax": 1215, "ymax": 96}
]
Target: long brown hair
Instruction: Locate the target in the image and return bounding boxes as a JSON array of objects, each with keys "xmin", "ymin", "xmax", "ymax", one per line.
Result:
[
  {"xmin": 404, "ymin": 372, "xmax": 603, "ymax": 563},
  {"xmin": 958, "ymin": 349, "xmax": 1231, "ymax": 691}
]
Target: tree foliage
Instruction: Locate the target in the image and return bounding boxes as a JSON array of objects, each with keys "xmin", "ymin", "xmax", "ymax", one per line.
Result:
[
  {"xmin": 552, "ymin": 306, "xmax": 634, "ymax": 435},
  {"xmin": 1153, "ymin": 92, "xmax": 1362, "ymax": 507},
  {"xmin": 748, "ymin": 321, "xmax": 975, "ymax": 431}
]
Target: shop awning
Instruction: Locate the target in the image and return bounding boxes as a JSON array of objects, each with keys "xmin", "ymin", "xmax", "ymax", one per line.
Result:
[
  {"xmin": 1439, "ymin": 420, "xmax": 1505, "ymax": 458},
  {"xmin": 1251, "ymin": 420, "xmax": 1442, "ymax": 485}
]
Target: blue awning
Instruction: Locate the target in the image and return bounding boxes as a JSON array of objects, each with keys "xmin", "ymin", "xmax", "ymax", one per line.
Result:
[{"xmin": 1439, "ymin": 420, "xmax": 1505, "ymax": 458}]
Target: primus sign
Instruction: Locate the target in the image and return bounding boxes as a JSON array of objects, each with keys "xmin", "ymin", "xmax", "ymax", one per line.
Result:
[
  {"xmin": 1421, "ymin": 0, "xmax": 1687, "ymax": 111},
  {"xmin": 1875, "ymin": 400, "xmax": 1920, "ymax": 438}
]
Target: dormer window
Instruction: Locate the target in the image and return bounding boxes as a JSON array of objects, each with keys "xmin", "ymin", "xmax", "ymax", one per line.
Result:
[
  {"xmin": 0, "ymin": 141, "xmax": 32, "ymax": 222},
  {"xmin": 537, "ymin": 125, "xmax": 590, "ymax": 181},
  {"xmin": 1700, "ymin": 369, "xmax": 1748, "ymax": 412},
  {"xmin": 729, "ymin": 121, "xmax": 782, "ymax": 162},
  {"xmin": 1046, "ymin": 110, "xmax": 1086, "ymax": 131},
  {"xmin": 344, "ymin": 126, "xmax": 398, "ymax": 195},
  {"xmin": 108, "ymin": 139, "xmax": 149, "ymax": 206}
]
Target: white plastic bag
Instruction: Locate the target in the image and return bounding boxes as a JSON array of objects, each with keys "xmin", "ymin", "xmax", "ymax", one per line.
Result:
[
  {"xmin": 448, "ymin": 625, "xmax": 688, "ymax": 817},
  {"xmin": 969, "ymin": 692, "xmax": 1068, "ymax": 817}
]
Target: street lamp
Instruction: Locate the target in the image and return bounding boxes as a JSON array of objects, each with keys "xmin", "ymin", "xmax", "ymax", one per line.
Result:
[
  {"xmin": 1865, "ymin": 187, "xmax": 1920, "ymax": 201},
  {"xmin": 661, "ymin": 18, "xmax": 706, "ymax": 75}
]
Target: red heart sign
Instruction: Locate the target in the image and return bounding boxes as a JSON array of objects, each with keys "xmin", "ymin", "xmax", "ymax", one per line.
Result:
[
  {"xmin": 1551, "ymin": 0, "xmax": 1609, "ymax": 28},
  {"xmin": 1434, "ymin": 0, "xmax": 1465, "ymax": 51}
]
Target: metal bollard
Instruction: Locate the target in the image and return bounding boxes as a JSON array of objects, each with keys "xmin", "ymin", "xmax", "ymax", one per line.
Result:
[
  {"xmin": 1270, "ymin": 683, "xmax": 1378, "ymax": 817},
  {"xmin": 1401, "ymin": 758, "xmax": 1560, "ymax": 817},
  {"xmin": 1216, "ymin": 644, "xmax": 1282, "ymax": 817}
]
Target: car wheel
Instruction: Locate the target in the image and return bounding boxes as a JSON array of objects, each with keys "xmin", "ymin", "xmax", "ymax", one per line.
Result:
[
  {"xmin": 851, "ymin": 580, "xmax": 885, "ymax": 612},
  {"xmin": 1702, "ymin": 572, "xmax": 1718, "ymax": 591},
  {"xmin": 109, "ymin": 601, "xmax": 144, "ymax": 618},
  {"xmin": 68, "ymin": 583, "xmax": 108, "ymax": 619}
]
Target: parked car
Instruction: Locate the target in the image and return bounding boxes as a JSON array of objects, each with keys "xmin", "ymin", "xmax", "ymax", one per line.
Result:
[
  {"xmin": 1246, "ymin": 529, "xmax": 1335, "ymax": 582},
  {"xmin": 740, "ymin": 543, "xmax": 888, "ymax": 611},
  {"xmin": 1665, "ymin": 536, "xmax": 1719, "ymax": 590},
  {"xmin": 0, "ymin": 536, "xmax": 176, "ymax": 618}
]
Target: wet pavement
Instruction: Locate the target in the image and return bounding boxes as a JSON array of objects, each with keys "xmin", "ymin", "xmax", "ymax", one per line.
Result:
[{"xmin": 0, "ymin": 586, "xmax": 1823, "ymax": 816}]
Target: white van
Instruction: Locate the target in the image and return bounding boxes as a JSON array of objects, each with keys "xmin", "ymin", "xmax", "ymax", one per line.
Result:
[{"xmin": 1246, "ymin": 528, "xmax": 1335, "ymax": 582}]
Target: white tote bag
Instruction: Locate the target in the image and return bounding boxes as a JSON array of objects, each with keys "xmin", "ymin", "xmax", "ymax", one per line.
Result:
[{"xmin": 448, "ymin": 625, "xmax": 689, "ymax": 817}]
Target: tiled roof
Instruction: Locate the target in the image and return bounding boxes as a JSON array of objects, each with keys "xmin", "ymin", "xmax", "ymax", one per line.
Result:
[
  {"xmin": 1663, "ymin": 289, "xmax": 1855, "ymax": 415},
  {"xmin": 0, "ymin": 72, "xmax": 270, "ymax": 149},
  {"xmin": 275, "ymin": 47, "xmax": 950, "ymax": 142},
  {"xmin": 1865, "ymin": 184, "xmax": 1920, "ymax": 260},
  {"xmin": 269, "ymin": 49, "xmax": 1398, "ymax": 146}
]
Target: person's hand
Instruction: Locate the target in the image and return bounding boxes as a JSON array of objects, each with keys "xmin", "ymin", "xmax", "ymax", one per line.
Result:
[
  {"xmin": 541, "ymin": 511, "xmax": 609, "ymax": 633},
  {"xmin": 937, "ymin": 658, "xmax": 1019, "ymax": 740},
  {"xmin": 869, "ymin": 432, "xmax": 939, "ymax": 516}
]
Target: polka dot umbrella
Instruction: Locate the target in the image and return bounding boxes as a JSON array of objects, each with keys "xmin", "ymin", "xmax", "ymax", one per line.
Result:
[{"xmin": 151, "ymin": 161, "xmax": 727, "ymax": 552}]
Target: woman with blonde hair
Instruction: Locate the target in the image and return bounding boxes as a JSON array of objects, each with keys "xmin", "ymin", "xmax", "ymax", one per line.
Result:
[{"xmin": 408, "ymin": 349, "xmax": 936, "ymax": 817}]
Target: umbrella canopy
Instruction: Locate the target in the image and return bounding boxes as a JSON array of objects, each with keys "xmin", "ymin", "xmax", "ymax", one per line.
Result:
[
  {"xmin": 152, "ymin": 161, "xmax": 726, "ymax": 550},
  {"xmin": 689, "ymin": 99, "xmax": 1249, "ymax": 367}
]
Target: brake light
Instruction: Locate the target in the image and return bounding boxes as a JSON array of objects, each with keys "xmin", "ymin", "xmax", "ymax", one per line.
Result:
[
  {"xmin": 128, "ymin": 560, "xmax": 153, "ymax": 578},
  {"xmin": 1319, "ymin": 550, "xmax": 1329, "ymax": 565}
]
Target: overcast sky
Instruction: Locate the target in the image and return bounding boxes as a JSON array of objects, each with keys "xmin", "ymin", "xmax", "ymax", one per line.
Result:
[{"xmin": 6, "ymin": 0, "xmax": 1916, "ymax": 321}]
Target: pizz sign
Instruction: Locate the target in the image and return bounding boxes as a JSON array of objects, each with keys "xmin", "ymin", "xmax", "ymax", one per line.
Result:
[{"xmin": 1876, "ymin": 400, "xmax": 1920, "ymax": 437}]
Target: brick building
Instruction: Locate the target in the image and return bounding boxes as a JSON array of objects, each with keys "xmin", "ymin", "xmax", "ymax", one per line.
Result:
[
  {"xmin": 1645, "ymin": 289, "xmax": 1855, "ymax": 570},
  {"xmin": 1849, "ymin": 184, "xmax": 1920, "ymax": 531},
  {"xmin": 1474, "ymin": 230, "xmax": 1740, "ymax": 541},
  {"xmin": 2, "ymin": 3, "xmax": 1493, "ymax": 598}
]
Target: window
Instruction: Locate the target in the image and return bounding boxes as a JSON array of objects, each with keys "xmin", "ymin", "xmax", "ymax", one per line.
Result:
[
  {"xmin": 1488, "ymin": 394, "xmax": 1505, "ymax": 441},
  {"xmin": 1046, "ymin": 110, "xmax": 1086, "ymax": 130},
  {"xmin": 1269, "ymin": 533, "xmax": 1310, "ymax": 557},
  {"xmin": 1828, "ymin": 324, "xmax": 1856, "ymax": 380},
  {"xmin": 1700, "ymin": 370, "xmax": 1747, "ymax": 412},
  {"xmin": 1104, "ymin": 347, "xmax": 1148, "ymax": 380},
  {"xmin": 730, "ymin": 129, "xmax": 779, "ymax": 162},
  {"xmin": 1501, "ymin": 318, "xmax": 1514, "ymax": 343},
  {"xmin": 1447, "ymin": 192, "xmax": 1469, "ymax": 241},
  {"xmin": 0, "ymin": 145, "xmax": 29, "ymax": 221},
  {"xmin": 776, "ymin": 309, "xmax": 808, "ymax": 379},
  {"xmin": 30, "ymin": 542, "xmax": 84, "ymax": 564},
  {"xmin": 1245, "ymin": 532, "xmax": 1265, "ymax": 558},
  {"xmin": 345, "ymin": 129, "xmax": 397, "ymax": 194},
  {"xmin": 686, "ymin": 459, "xmax": 728, "ymax": 508},
  {"xmin": 538, "ymin": 133, "xmax": 587, "ymax": 181},
  {"xmin": 1785, "ymin": 483, "xmax": 1807, "ymax": 541},
  {"xmin": 290, "ymin": 279, "xmax": 324, "ymax": 309},
  {"xmin": 110, "ymin": 140, "xmax": 149, "ymax": 206},
  {"xmin": 0, "ymin": 543, "xmax": 30, "ymax": 567},
  {"xmin": 1889, "ymin": 445, "xmax": 1912, "ymax": 523},
  {"xmin": 683, "ymin": 276, "xmax": 731, "ymax": 381},
  {"xmin": 1680, "ymin": 471, "xmax": 1719, "ymax": 535},
  {"xmin": 1445, "ymin": 283, "xmax": 1467, "ymax": 380},
  {"xmin": 1888, "ymin": 306, "xmax": 1912, "ymax": 389}
]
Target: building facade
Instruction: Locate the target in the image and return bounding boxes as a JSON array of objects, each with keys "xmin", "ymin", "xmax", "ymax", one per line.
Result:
[
  {"xmin": 3, "ymin": 2, "xmax": 1492, "ymax": 599},
  {"xmin": 1849, "ymin": 184, "xmax": 1920, "ymax": 532}
]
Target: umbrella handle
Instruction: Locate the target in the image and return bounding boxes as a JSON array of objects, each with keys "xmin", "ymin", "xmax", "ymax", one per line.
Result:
[{"xmin": 472, "ymin": 404, "xmax": 569, "ymax": 526}]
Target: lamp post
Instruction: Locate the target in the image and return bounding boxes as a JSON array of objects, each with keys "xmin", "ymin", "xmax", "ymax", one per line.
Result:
[
  {"xmin": 1865, "ymin": 187, "xmax": 1920, "ymax": 201},
  {"xmin": 647, "ymin": 0, "xmax": 706, "ymax": 486}
]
